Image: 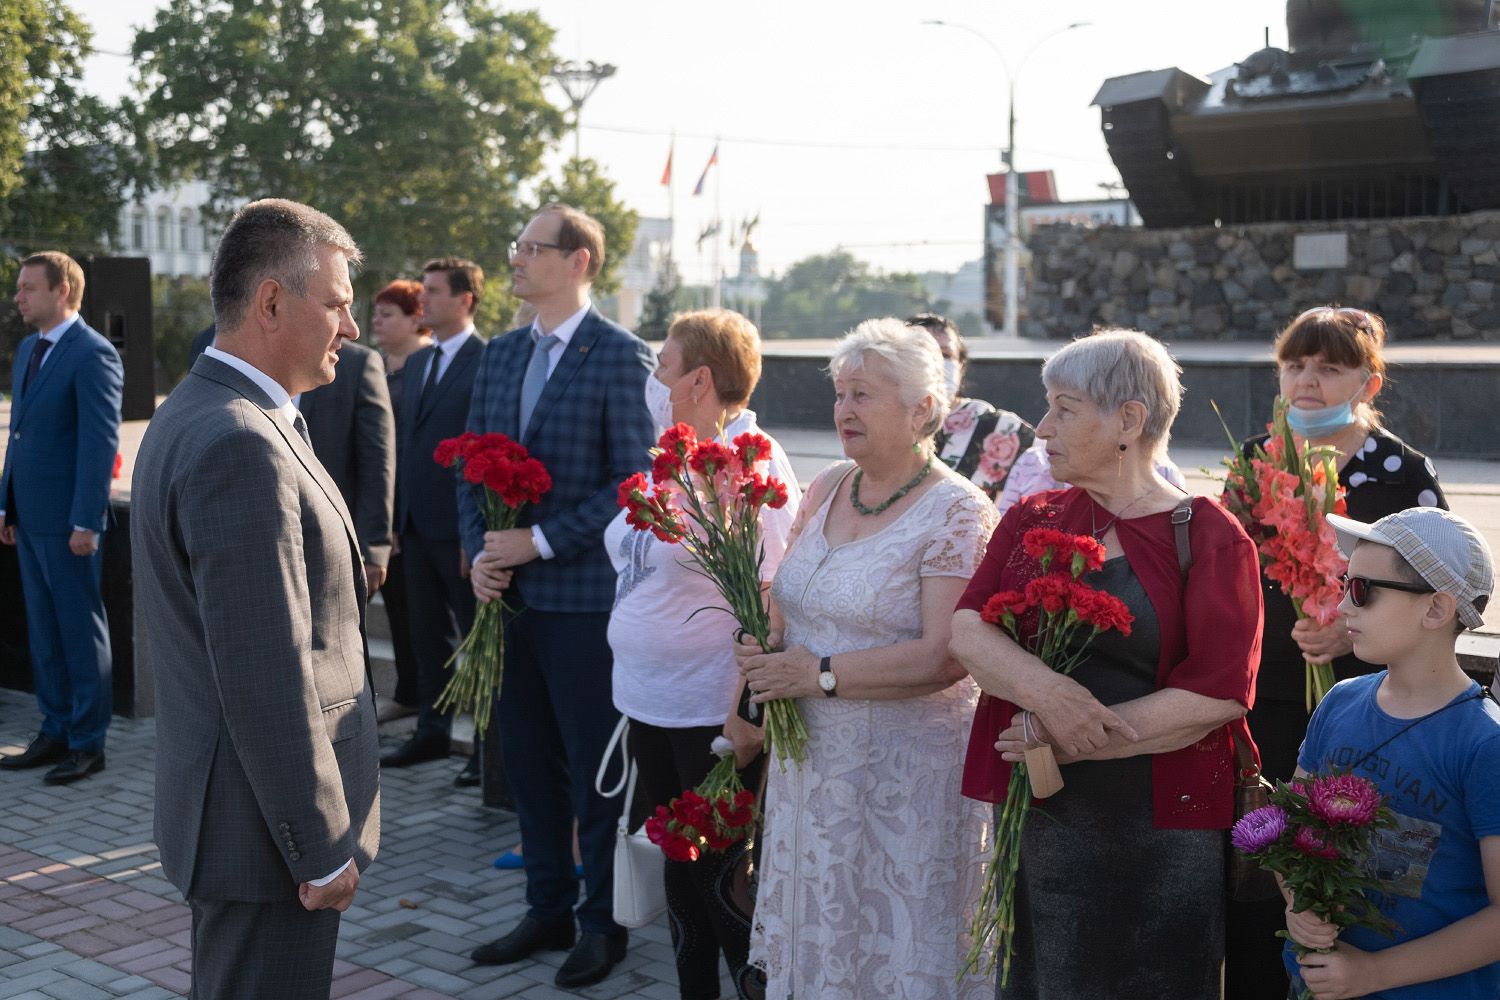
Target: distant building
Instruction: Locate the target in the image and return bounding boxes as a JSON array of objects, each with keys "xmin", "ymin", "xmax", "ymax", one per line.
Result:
[
  {"xmin": 721, "ymin": 237, "xmax": 766, "ymax": 327},
  {"xmin": 112, "ymin": 180, "xmax": 214, "ymax": 279},
  {"xmin": 922, "ymin": 260, "xmax": 990, "ymax": 333},
  {"xmin": 615, "ymin": 216, "xmax": 673, "ymax": 329}
]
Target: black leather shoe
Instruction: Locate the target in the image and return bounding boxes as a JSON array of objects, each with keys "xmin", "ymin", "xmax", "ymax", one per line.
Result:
[
  {"xmin": 43, "ymin": 750, "xmax": 105, "ymax": 785},
  {"xmin": 554, "ymin": 930, "xmax": 628, "ymax": 988},
  {"xmin": 0, "ymin": 734, "xmax": 68, "ymax": 770},
  {"xmin": 470, "ymin": 916, "xmax": 575, "ymax": 966},
  {"xmin": 380, "ymin": 735, "xmax": 451, "ymax": 768},
  {"xmin": 454, "ymin": 754, "xmax": 480, "ymax": 788}
]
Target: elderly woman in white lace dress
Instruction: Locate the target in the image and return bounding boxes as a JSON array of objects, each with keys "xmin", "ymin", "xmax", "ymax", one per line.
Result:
[{"xmin": 734, "ymin": 319, "xmax": 997, "ymax": 999}]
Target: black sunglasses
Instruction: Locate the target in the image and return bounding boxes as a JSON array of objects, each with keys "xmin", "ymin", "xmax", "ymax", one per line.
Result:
[{"xmin": 1342, "ymin": 573, "xmax": 1434, "ymax": 608}]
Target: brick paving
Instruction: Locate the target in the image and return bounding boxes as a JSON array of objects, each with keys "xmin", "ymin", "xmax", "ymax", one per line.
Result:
[{"xmin": 0, "ymin": 688, "xmax": 712, "ymax": 999}]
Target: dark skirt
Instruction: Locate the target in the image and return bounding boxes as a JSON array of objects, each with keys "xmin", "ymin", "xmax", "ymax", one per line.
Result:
[{"xmin": 997, "ymin": 785, "xmax": 1224, "ymax": 1000}]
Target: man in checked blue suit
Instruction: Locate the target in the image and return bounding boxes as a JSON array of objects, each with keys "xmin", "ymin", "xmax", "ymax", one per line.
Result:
[
  {"xmin": 0, "ymin": 251, "xmax": 123, "ymax": 784},
  {"xmin": 463, "ymin": 204, "xmax": 655, "ymax": 988}
]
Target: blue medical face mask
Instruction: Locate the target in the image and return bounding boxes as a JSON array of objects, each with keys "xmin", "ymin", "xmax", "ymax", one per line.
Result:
[{"xmin": 1287, "ymin": 393, "xmax": 1359, "ymax": 437}]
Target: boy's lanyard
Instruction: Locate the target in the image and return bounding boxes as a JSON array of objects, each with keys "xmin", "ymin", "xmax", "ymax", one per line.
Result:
[{"xmin": 1348, "ymin": 687, "xmax": 1491, "ymax": 774}]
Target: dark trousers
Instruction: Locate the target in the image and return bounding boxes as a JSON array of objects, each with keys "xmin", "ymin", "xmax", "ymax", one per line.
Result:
[
  {"xmin": 1227, "ymin": 698, "xmax": 1305, "ymax": 1000},
  {"xmin": 188, "ymin": 897, "xmax": 340, "ymax": 999},
  {"xmin": 16, "ymin": 528, "xmax": 111, "ymax": 751},
  {"xmin": 631, "ymin": 720, "xmax": 765, "ymax": 1000},
  {"xmin": 498, "ymin": 607, "xmax": 622, "ymax": 934},
  {"xmin": 383, "ymin": 548, "xmax": 419, "ymax": 706},
  {"xmin": 400, "ymin": 531, "xmax": 475, "ymax": 742}
]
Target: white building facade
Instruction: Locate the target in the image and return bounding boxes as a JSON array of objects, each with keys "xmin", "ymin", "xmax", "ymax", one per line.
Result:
[{"xmin": 113, "ymin": 180, "xmax": 214, "ymax": 279}]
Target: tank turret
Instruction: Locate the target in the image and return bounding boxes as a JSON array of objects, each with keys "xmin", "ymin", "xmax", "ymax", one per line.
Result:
[{"xmin": 1094, "ymin": 0, "xmax": 1500, "ymax": 227}]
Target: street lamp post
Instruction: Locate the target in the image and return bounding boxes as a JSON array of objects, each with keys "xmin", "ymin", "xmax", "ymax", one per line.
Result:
[
  {"xmin": 549, "ymin": 60, "xmax": 617, "ymax": 162},
  {"xmin": 923, "ymin": 20, "xmax": 1090, "ymax": 338}
]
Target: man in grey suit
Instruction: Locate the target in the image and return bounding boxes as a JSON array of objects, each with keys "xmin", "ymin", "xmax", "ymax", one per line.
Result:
[{"xmin": 132, "ymin": 199, "xmax": 380, "ymax": 999}]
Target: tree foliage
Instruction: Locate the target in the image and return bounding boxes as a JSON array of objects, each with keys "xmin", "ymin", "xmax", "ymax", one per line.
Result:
[
  {"xmin": 130, "ymin": 0, "xmax": 578, "ymax": 315},
  {"xmin": 758, "ymin": 251, "xmax": 933, "ymax": 339},
  {"xmin": 152, "ymin": 275, "xmax": 214, "ymax": 388},
  {"xmin": 0, "ymin": 0, "xmax": 132, "ymax": 257},
  {"xmin": 635, "ymin": 255, "xmax": 681, "ymax": 342}
]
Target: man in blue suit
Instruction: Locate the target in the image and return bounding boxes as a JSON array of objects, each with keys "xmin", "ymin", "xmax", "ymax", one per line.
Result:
[
  {"xmin": 463, "ymin": 205, "xmax": 655, "ymax": 988},
  {"xmin": 0, "ymin": 251, "xmax": 124, "ymax": 784}
]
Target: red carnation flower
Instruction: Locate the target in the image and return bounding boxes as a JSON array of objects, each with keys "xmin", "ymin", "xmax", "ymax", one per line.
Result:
[{"xmin": 688, "ymin": 440, "xmax": 734, "ymax": 476}]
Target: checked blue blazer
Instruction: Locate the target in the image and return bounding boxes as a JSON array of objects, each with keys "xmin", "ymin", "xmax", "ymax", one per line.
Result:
[{"xmin": 459, "ymin": 308, "xmax": 655, "ymax": 613}]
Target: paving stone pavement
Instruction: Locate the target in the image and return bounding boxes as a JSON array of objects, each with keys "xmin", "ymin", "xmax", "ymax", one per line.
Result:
[{"xmin": 0, "ymin": 688, "xmax": 720, "ymax": 999}]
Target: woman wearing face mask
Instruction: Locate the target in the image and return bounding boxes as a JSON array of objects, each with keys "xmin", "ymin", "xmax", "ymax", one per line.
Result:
[
  {"xmin": 1223, "ymin": 305, "xmax": 1448, "ymax": 999},
  {"xmin": 605, "ymin": 308, "xmax": 800, "ymax": 1000},
  {"xmin": 908, "ymin": 313, "xmax": 1035, "ymax": 501}
]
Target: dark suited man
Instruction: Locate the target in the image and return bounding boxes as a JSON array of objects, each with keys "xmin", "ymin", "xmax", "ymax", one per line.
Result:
[
  {"xmin": 132, "ymin": 199, "xmax": 379, "ymax": 999},
  {"xmin": 381, "ymin": 257, "xmax": 483, "ymax": 782},
  {"xmin": 295, "ymin": 340, "xmax": 396, "ymax": 599},
  {"xmin": 0, "ymin": 252, "xmax": 123, "ymax": 785},
  {"xmin": 464, "ymin": 204, "xmax": 655, "ymax": 988}
]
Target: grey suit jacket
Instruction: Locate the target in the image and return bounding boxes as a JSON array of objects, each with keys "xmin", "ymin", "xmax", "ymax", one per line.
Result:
[
  {"xmin": 298, "ymin": 340, "xmax": 396, "ymax": 567},
  {"xmin": 132, "ymin": 354, "xmax": 380, "ymax": 903}
]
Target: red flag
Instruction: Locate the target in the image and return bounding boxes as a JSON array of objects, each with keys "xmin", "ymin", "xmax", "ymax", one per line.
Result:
[
  {"xmin": 660, "ymin": 144, "xmax": 673, "ymax": 186},
  {"xmin": 692, "ymin": 143, "xmax": 718, "ymax": 197}
]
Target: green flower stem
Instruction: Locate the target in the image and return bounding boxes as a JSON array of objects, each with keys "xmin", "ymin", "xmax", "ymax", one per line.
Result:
[{"xmin": 433, "ymin": 495, "xmax": 522, "ymax": 734}]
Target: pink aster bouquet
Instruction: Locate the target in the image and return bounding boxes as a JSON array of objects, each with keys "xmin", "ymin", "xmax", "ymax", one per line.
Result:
[
  {"xmin": 963, "ymin": 528, "xmax": 1135, "ymax": 984},
  {"xmin": 618, "ymin": 422, "xmax": 805, "ymax": 768},
  {"xmin": 432, "ymin": 432, "xmax": 552, "ymax": 732},
  {"xmin": 1216, "ymin": 397, "xmax": 1349, "ymax": 710},
  {"xmin": 645, "ymin": 737, "xmax": 759, "ymax": 862},
  {"xmin": 1231, "ymin": 772, "xmax": 1397, "ymax": 999}
]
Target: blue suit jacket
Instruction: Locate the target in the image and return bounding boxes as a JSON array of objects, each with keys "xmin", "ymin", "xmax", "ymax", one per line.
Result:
[
  {"xmin": 1, "ymin": 317, "xmax": 124, "ymax": 535},
  {"xmin": 459, "ymin": 308, "xmax": 655, "ymax": 613}
]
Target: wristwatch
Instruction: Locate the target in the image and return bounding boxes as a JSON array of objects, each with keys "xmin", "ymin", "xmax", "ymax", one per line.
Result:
[{"xmin": 817, "ymin": 656, "xmax": 838, "ymax": 697}]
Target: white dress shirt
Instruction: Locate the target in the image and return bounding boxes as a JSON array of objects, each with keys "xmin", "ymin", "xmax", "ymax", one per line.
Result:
[{"xmin": 420, "ymin": 326, "xmax": 474, "ymax": 388}]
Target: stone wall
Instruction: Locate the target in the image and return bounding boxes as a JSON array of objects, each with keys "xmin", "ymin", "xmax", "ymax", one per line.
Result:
[{"xmin": 1025, "ymin": 211, "xmax": 1500, "ymax": 342}]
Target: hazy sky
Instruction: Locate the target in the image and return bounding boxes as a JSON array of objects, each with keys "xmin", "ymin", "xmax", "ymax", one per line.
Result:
[{"xmin": 70, "ymin": 0, "xmax": 1290, "ymax": 280}]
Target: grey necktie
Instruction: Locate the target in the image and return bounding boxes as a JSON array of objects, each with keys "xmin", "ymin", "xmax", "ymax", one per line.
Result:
[
  {"xmin": 292, "ymin": 411, "xmax": 312, "ymax": 448},
  {"xmin": 518, "ymin": 333, "xmax": 561, "ymax": 436}
]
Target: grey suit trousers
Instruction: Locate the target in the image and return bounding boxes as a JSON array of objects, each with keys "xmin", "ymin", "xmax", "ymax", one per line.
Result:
[{"xmin": 189, "ymin": 898, "xmax": 340, "ymax": 999}]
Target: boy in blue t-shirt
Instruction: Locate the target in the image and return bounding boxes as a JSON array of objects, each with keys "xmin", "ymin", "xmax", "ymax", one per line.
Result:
[{"xmin": 1283, "ymin": 507, "xmax": 1498, "ymax": 1000}]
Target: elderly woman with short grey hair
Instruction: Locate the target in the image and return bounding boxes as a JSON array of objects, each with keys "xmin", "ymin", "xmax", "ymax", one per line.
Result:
[
  {"xmin": 949, "ymin": 329, "xmax": 1264, "ymax": 998},
  {"xmin": 735, "ymin": 318, "xmax": 998, "ymax": 998}
]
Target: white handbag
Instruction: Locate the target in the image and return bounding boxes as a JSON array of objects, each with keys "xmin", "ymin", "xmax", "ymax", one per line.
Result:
[{"xmin": 594, "ymin": 717, "xmax": 666, "ymax": 929}]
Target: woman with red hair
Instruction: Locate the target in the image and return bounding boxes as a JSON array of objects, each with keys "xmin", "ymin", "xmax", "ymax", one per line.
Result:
[{"xmin": 371, "ymin": 279, "xmax": 431, "ymax": 723}]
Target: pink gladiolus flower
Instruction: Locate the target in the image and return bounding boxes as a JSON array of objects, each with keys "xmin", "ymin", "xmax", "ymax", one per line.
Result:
[
  {"xmin": 1231, "ymin": 805, "xmax": 1289, "ymax": 854},
  {"xmin": 1308, "ymin": 774, "xmax": 1382, "ymax": 827}
]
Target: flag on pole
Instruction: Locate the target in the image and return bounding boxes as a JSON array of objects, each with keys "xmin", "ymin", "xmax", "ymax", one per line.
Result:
[
  {"xmin": 697, "ymin": 219, "xmax": 721, "ymax": 250},
  {"xmin": 692, "ymin": 143, "xmax": 719, "ymax": 197},
  {"xmin": 660, "ymin": 143, "xmax": 673, "ymax": 186}
]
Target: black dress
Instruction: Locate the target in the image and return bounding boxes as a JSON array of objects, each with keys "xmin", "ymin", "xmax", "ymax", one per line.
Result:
[
  {"xmin": 1224, "ymin": 426, "xmax": 1446, "ymax": 1000},
  {"xmin": 1000, "ymin": 557, "xmax": 1224, "ymax": 1000}
]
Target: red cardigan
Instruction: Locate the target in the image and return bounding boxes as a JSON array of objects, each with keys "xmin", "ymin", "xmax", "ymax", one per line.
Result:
[{"xmin": 958, "ymin": 488, "xmax": 1264, "ymax": 829}]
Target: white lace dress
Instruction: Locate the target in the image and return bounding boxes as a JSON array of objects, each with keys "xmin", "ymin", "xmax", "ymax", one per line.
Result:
[{"xmin": 752, "ymin": 467, "xmax": 998, "ymax": 999}]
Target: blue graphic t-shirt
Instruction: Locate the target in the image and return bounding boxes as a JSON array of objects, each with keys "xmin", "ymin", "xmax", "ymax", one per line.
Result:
[{"xmin": 1284, "ymin": 672, "xmax": 1500, "ymax": 999}]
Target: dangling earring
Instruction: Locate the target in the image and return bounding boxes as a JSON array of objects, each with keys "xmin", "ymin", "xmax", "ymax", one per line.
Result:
[
  {"xmin": 912, "ymin": 439, "xmax": 922, "ymax": 455},
  {"xmin": 1116, "ymin": 442, "xmax": 1127, "ymax": 478}
]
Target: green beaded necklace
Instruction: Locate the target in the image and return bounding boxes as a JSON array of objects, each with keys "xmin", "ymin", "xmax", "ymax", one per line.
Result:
[{"xmin": 849, "ymin": 457, "xmax": 933, "ymax": 516}]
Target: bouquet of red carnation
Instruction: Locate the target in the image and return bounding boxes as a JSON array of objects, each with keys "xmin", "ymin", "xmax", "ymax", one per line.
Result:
[
  {"xmin": 618, "ymin": 423, "xmax": 806, "ymax": 768},
  {"xmin": 963, "ymin": 528, "xmax": 1135, "ymax": 984},
  {"xmin": 645, "ymin": 737, "xmax": 760, "ymax": 862},
  {"xmin": 1231, "ymin": 772, "xmax": 1397, "ymax": 1000},
  {"xmin": 1216, "ymin": 398, "xmax": 1348, "ymax": 710},
  {"xmin": 432, "ymin": 432, "xmax": 551, "ymax": 732}
]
